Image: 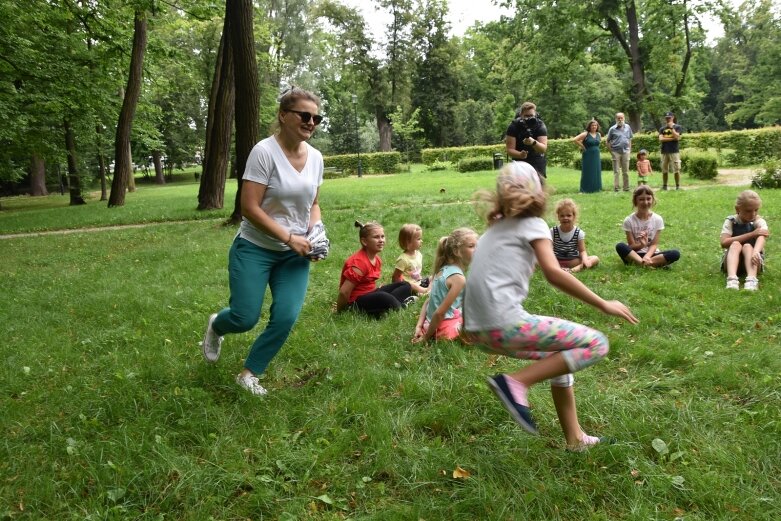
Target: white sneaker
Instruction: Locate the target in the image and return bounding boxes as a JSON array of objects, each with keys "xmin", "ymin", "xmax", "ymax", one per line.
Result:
[
  {"xmin": 236, "ymin": 373, "xmax": 268, "ymax": 396},
  {"xmin": 201, "ymin": 313, "xmax": 223, "ymax": 363},
  {"xmin": 743, "ymin": 277, "xmax": 759, "ymax": 291},
  {"xmin": 725, "ymin": 277, "xmax": 739, "ymax": 290}
]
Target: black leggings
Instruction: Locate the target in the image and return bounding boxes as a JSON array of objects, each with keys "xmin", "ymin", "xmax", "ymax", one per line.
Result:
[
  {"xmin": 616, "ymin": 243, "xmax": 680, "ymax": 265},
  {"xmin": 352, "ymin": 282, "xmax": 412, "ymax": 317}
]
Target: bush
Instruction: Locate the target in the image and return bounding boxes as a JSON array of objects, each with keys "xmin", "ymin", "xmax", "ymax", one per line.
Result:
[
  {"xmin": 684, "ymin": 152, "xmax": 719, "ymax": 179},
  {"xmin": 428, "ymin": 160, "xmax": 452, "ymax": 171},
  {"xmin": 421, "ymin": 145, "xmax": 504, "ymax": 166},
  {"xmin": 457, "ymin": 157, "xmax": 493, "ymax": 172},
  {"xmin": 323, "ymin": 151, "xmax": 401, "ymax": 175},
  {"xmin": 751, "ymin": 159, "xmax": 781, "ymax": 189}
]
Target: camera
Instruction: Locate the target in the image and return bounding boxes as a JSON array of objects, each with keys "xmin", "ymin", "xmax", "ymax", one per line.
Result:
[{"xmin": 515, "ymin": 115, "xmax": 540, "ymax": 141}]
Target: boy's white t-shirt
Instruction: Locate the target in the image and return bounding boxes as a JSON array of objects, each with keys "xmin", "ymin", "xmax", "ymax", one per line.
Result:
[
  {"xmin": 239, "ymin": 136, "xmax": 324, "ymax": 251},
  {"xmin": 464, "ymin": 216, "xmax": 551, "ymax": 331},
  {"xmin": 622, "ymin": 212, "xmax": 664, "ymax": 255}
]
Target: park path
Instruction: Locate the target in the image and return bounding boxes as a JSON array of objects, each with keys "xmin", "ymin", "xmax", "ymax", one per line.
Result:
[
  {"xmin": 0, "ymin": 218, "xmax": 225, "ymax": 240},
  {"xmin": 0, "ymin": 168, "xmax": 755, "ymax": 240}
]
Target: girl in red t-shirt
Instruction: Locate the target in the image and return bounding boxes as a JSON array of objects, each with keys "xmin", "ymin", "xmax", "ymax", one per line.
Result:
[{"xmin": 337, "ymin": 221, "xmax": 413, "ymax": 317}]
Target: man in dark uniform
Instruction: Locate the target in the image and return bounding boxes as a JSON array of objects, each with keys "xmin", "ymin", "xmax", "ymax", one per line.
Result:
[{"xmin": 505, "ymin": 101, "xmax": 549, "ymax": 179}]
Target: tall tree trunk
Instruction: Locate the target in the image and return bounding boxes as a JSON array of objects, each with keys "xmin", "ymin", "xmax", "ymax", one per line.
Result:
[
  {"xmin": 127, "ymin": 144, "xmax": 136, "ymax": 192},
  {"xmin": 108, "ymin": 10, "xmax": 147, "ymax": 207},
  {"xmin": 152, "ymin": 150, "xmax": 165, "ymax": 184},
  {"xmin": 377, "ymin": 109, "xmax": 392, "ymax": 151},
  {"xmin": 30, "ymin": 154, "xmax": 48, "ymax": 196},
  {"xmin": 198, "ymin": 18, "xmax": 235, "ymax": 210},
  {"xmin": 64, "ymin": 119, "xmax": 86, "ymax": 206},
  {"xmin": 95, "ymin": 124, "xmax": 107, "ymax": 201},
  {"xmin": 227, "ymin": 0, "xmax": 260, "ymax": 225}
]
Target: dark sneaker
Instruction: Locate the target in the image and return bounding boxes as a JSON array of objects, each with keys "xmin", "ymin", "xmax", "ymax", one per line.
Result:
[{"xmin": 486, "ymin": 374, "xmax": 538, "ymax": 435}]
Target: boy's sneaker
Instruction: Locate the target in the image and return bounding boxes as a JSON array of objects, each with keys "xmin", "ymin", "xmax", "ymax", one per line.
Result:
[
  {"xmin": 201, "ymin": 313, "xmax": 223, "ymax": 363},
  {"xmin": 486, "ymin": 374, "xmax": 538, "ymax": 435},
  {"xmin": 743, "ymin": 277, "xmax": 759, "ymax": 291},
  {"xmin": 236, "ymin": 373, "xmax": 268, "ymax": 396},
  {"xmin": 725, "ymin": 277, "xmax": 740, "ymax": 290}
]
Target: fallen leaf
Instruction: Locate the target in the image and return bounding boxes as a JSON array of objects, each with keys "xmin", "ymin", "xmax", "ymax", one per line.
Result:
[
  {"xmin": 630, "ymin": 469, "xmax": 640, "ymax": 478},
  {"xmin": 618, "ymin": 368, "xmax": 628, "ymax": 374},
  {"xmin": 452, "ymin": 466, "xmax": 471, "ymax": 479}
]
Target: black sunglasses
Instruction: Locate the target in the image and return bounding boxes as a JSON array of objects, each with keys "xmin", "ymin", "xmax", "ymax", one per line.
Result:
[{"xmin": 287, "ymin": 110, "xmax": 323, "ymax": 125}]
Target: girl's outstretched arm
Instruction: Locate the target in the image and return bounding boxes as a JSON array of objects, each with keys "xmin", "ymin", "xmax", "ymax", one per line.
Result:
[{"xmin": 532, "ymin": 239, "xmax": 638, "ymax": 324}]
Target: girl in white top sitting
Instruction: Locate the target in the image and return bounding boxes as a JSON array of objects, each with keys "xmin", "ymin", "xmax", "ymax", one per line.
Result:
[{"xmin": 615, "ymin": 186, "xmax": 680, "ymax": 268}]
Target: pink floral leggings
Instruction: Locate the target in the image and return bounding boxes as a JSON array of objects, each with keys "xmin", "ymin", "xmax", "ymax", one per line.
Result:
[{"xmin": 464, "ymin": 312, "xmax": 609, "ymax": 386}]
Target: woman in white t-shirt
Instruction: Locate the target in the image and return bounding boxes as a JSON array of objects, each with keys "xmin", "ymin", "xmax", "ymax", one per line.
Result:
[
  {"xmin": 615, "ymin": 186, "xmax": 680, "ymax": 268},
  {"xmin": 201, "ymin": 87, "xmax": 325, "ymax": 397},
  {"xmin": 462, "ymin": 162, "xmax": 638, "ymax": 451}
]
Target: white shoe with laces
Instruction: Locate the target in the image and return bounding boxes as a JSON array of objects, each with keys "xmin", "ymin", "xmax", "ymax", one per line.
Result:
[
  {"xmin": 201, "ymin": 313, "xmax": 223, "ymax": 363},
  {"xmin": 725, "ymin": 277, "xmax": 740, "ymax": 290},
  {"xmin": 236, "ymin": 373, "xmax": 268, "ymax": 396},
  {"xmin": 743, "ymin": 277, "xmax": 759, "ymax": 291}
]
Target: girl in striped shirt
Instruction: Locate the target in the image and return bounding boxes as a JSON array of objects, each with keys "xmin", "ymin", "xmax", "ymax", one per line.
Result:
[{"xmin": 551, "ymin": 198, "xmax": 599, "ymax": 273}]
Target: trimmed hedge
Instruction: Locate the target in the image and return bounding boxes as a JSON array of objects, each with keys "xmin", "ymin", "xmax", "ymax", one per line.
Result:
[
  {"xmin": 421, "ymin": 127, "xmax": 781, "ymax": 167},
  {"xmin": 458, "ymin": 157, "xmax": 494, "ymax": 172},
  {"xmin": 323, "ymin": 151, "xmax": 402, "ymax": 175}
]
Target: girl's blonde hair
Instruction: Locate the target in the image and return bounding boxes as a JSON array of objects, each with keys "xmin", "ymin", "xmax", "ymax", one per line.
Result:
[
  {"xmin": 272, "ymin": 86, "xmax": 321, "ymax": 133},
  {"xmin": 354, "ymin": 220, "xmax": 383, "ymax": 245},
  {"xmin": 736, "ymin": 190, "xmax": 762, "ymax": 209},
  {"xmin": 555, "ymin": 198, "xmax": 579, "ymax": 220},
  {"xmin": 476, "ymin": 162, "xmax": 546, "ymax": 224},
  {"xmin": 432, "ymin": 228, "xmax": 478, "ymax": 275},
  {"xmin": 398, "ymin": 223, "xmax": 422, "ymax": 250}
]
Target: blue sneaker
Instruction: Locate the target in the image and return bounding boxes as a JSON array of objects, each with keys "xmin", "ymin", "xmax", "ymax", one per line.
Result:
[{"xmin": 486, "ymin": 374, "xmax": 538, "ymax": 435}]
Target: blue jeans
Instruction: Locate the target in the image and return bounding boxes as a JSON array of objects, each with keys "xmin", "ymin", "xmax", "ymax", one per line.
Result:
[{"xmin": 213, "ymin": 237, "xmax": 311, "ymax": 375}]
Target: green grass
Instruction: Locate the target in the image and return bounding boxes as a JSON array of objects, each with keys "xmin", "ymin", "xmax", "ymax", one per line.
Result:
[{"xmin": 1, "ymin": 166, "xmax": 780, "ymax": 519}]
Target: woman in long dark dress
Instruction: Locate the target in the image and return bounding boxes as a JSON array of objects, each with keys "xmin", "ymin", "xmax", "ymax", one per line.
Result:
[{"xmin": 573, "ymin": 119, "xmax": 602, "ymax": 193}]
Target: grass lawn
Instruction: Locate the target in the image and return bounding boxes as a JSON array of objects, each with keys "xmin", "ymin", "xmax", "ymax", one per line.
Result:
[{"xmin": 1, "ymin": 166, "xmax": 779, "ymax": 520}]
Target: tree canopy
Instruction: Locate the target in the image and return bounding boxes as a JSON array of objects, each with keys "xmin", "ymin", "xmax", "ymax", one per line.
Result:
[{"xmin": 1, "ymin": 0, "xmax": 778, "ymax": 197}]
